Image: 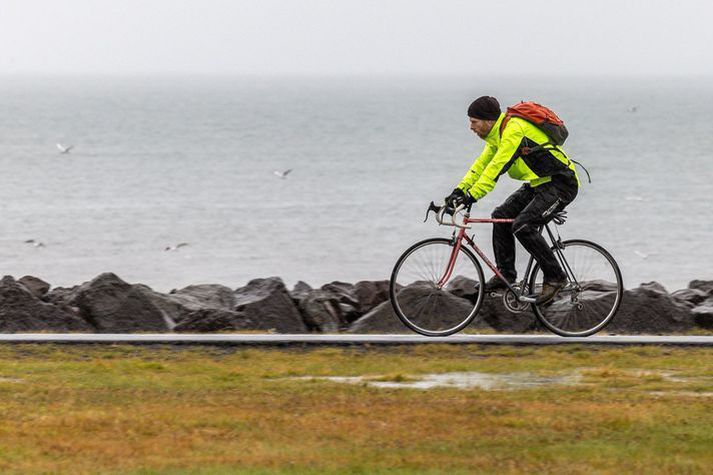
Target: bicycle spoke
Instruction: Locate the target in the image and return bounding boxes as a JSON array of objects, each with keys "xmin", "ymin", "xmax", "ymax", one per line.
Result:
[
  {"xmin": 530, "ymin": 240, "xmax": 622, "ymax": 337},
  {"xmin": 390, "ymin": 239, "xmax": 485, "ymax": 336}
]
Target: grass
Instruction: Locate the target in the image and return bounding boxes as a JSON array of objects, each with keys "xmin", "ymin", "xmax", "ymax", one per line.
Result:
[{"xmin": 0, "ymin": 344, "xmax": 710, "ymax": 474}]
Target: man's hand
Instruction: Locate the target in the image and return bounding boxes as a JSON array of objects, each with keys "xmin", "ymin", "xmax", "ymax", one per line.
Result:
[
  {"xmin": 445, "ymin": 188, "xmax": 465, "ymax": 208},
  {"xmin": 446, "ymin": 188, "xmax": 476, "ymax": 208}
]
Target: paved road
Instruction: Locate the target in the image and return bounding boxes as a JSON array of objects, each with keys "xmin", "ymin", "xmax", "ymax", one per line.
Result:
[{"xmin": 0, "ymin": 334, "xmax": 711, "ymax": 346}]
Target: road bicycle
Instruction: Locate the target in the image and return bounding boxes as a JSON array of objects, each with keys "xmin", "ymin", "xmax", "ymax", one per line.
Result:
[{"xmin": 389, "ymin": 202, "xmax": 623, "ymax": 337}]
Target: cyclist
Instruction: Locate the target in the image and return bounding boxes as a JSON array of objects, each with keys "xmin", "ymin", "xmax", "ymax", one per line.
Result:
[{"xmin": 445, "ymin": 96, "xmax": 579, "ymax": 304}]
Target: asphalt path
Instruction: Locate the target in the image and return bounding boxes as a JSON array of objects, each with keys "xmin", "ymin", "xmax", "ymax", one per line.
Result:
[{"xmin": 0, "ymin": 334, "xmax": 711, "ymax": 346}]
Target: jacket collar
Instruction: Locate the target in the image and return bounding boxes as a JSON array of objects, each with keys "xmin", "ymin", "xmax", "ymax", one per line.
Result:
[{"xmin": 484, "ymin": 113, "xmax": 506, "ymax": 147}]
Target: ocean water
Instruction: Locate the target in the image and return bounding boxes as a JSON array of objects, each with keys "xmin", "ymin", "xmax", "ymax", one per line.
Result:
[{"xmin": 0, "ymin": 76, "xmax": 711, "ymax": 292}]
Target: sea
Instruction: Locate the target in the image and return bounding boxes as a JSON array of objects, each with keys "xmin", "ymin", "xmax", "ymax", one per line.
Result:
[{"xmin": 0, "ymin": 75, "xmax": 711, "ymax": 292}]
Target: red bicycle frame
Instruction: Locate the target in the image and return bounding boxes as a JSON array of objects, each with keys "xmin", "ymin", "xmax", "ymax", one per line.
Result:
[{"xmin": 436, "ymin": 217, "xmax": 515, "ymax": 289}]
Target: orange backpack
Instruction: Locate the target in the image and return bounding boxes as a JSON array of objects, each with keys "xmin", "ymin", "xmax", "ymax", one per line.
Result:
[{"xmin": 499, "ymin": 101, "xmax": 569, "ymax": 146}]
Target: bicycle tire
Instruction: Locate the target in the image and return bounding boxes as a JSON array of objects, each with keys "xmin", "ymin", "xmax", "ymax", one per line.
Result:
[
  {"xmin": 390, "ymin": 238, "xmax": 485, "ymax": 336},
  {"xmin": 528, "ymin": 239, "xmax": 623, "ymax": 337}
]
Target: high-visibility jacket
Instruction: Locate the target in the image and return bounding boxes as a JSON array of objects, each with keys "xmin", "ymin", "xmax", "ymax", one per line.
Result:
[{"xmin": 458, "ymin": 113, "xmax": 579, "ymax": 200}]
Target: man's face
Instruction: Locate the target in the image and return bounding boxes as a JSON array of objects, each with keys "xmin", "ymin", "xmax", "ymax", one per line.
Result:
[{"xmin": 469, "ymin": 118, "xmax": 494, "ymax": 139}]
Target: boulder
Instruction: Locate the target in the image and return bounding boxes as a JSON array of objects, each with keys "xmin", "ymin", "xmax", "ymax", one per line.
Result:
[
  {"xmin": 606, "ymin": 282, "xmax": 694, "ymax": 334},
  {"xmin": 54, "ymin": 273, "xmax": 171, "ymax": 333},
  {"xmin": 688, "ymin": 280, "xmax": 713, "ymax": 296},
  {"xmin": 445, "ymin": 275, "xmax": 478, "ymax": 301},
  {"xmin": 233, "ymin": 277, "xmax": 308, "ymax": 333},
  {"xmin": 671, "ymin": 288, "xmax": 709, "ymax": 308},
  {"xmin": 478, "ymin": 296, "xmax": 539, "ymax": 333},
  {"xmin": 174, "ymin": 308, "xmax": 257, "ymax": 332},
  {"xmin": 316, "ymin": 280, "xmax": 394, "ymax": 322},
  {"xmin": 17, "ymin": 275, "xmax": 51, "ymax": 299},
  {"xmin": 691, "ymin": 298, "xmax": 713, "ymax": 329},
  {"xmin": 0, "ymin": 275, "xmax": 92, "ymax": 332},
  {"xmin": 446, "ymin": 276, "xmax": 538, "ymax": 333},
  {"xmin": 348, "ymin": 282, "xmax": 493, "ymax": 333},
  {"xmin": 320, "ymin": 281, "xmax": 361, "ymax": 321},
  {"xmin": 290, "ymin": 281, "xmax": 313, "ymax": 303},
  {"xmin": 298, "ymin": 289, "xmax": 348, "ymax": 333},
  {"xmin": 139, "ymin": 284, "xmax": 236, "ymax": 326},
  {"xmin": 353, "ymin": 280, "xmax": 392, "ymax": 315}
]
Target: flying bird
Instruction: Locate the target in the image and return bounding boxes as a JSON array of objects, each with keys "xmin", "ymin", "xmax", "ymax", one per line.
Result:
[
  {"xmin": 24, "ymin": 239, "xmax": 45, "ymax": 248},
  {"xmin": 627, "ymin": 106, "xmax": 638, "ymax": 113},
  {"xmin": 273, "ymin": 169, "xmax": 293, "ymax": 179},
  {"xmin": 164, "ymin": 242, "xmax": 189, "ymax": 252},
  {"xmin": 634, "ymin": 250, "xmax": 657, "ymax": 259},
  {"xmin": 56, "ymin": 143, "xmax": 74, "ymax": 154}
]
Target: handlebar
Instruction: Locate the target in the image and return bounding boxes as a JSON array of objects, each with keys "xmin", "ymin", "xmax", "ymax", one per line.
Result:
[{"xmin": 423, "ymin": 201, "xmax": 472, "ymax": 229}]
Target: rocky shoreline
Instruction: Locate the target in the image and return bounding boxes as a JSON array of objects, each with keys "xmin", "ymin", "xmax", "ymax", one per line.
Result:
[{"xmin": 0, "ymin": 273, "xmax": 711, "ymax": 334}]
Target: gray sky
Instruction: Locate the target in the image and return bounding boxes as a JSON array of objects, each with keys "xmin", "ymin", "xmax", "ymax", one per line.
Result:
[{"xmin": 2, "ymin": 0, "xmax": 712, "ymax": 76}]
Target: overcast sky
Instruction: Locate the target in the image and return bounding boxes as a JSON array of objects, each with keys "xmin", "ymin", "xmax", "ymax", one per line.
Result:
[{"xmin": 1, "ymin": 0, "xmax": 712, "ymax": 76}]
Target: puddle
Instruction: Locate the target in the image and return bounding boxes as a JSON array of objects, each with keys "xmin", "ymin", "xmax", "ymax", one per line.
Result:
[
  {"xmin": 296, "ymin": 372, "xmax": 579, "ymax": 391},
  {"xmin": 647, "ymin": 391, "xmax": 713, "ymax": 398},
  {"xmin": 292, "ymin": 369, "xmax": 713, "ymax": 393}
]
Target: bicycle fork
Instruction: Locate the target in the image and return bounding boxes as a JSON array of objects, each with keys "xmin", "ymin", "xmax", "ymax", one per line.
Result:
[{"xmin": 436, "ymin": 229, "xmax": 466, "ymax": 289}]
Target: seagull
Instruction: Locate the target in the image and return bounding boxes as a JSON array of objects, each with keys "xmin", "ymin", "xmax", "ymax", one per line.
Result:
[
  {"xmin": 634, "ymin": 250, "xmax": 657, "ymax": 259},
  {"xmin": 627, "ymin": 106, "xmax": 638, "ymax": 113},
  {"xmin": 273, "ymin": 169, "xmax": 292, "ymax": 179},
  {"xmin": 164, "ymin": 242, "xmax": 189, "ymax": 252},
  {"xmin": 56, "ymin": 143, "xmax": 74, "ymax": 154},
  {"xmin": 24, "ymin": 239, "xmax": 45, "ymax": 248}
]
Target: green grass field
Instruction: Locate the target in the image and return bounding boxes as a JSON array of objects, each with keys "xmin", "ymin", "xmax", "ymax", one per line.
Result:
[{"xmin": 0, "ymin": 344, "xmax": 710, "ymax": 474}]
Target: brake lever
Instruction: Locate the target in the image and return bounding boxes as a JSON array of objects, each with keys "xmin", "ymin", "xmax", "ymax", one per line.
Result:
[{"xmin": 423, "ymin": 201, "xmax": 442, "ymax": 222}]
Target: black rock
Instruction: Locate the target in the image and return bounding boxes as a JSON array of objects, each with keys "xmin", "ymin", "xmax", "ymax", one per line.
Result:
[
  {"xmin": 606, "ymin": 282, "xmax": 694, "ymax": 334},
  {"xmin": 17, "ymin": 275, "xmax": 51, "ymax": 299},
  {"xmin": 141, "ymin": 284, "xmax": 236, "ymax": 326},
  {"xmin": 174, "ymin": 308, "xmax": 257, "ymax": 332},
  {"xmin": 688, "ymin": 280, "xmax": 713, "ymax": 296},
  {"xmin": 59, "ymin": 273, "xmax": 171, "ymax": 333},
  {"xmin": 0, "ymin": 275, "xmax": 92, "ymax": 332},
  {"xmin": 478, "ymin": 295, "xmax": 539, "ymax": 333},
  {"xmin": 446, "ymin": 276, "xmax": 537, "ymax": 333},
  {"xmin": 353, "ymin": 280, "xmax": 392, "ymax": 315},
  {"xmin": 348, "ymin": 282, "xmax": 493, "ymax": 334},
  {"xmin": 691, "ymin": 298, "xmax": 713, "ymax": 329},
  {"xmin": 233, "ymin": 277, "xmax": 308, "ymax": 333},
  {"xmin": 671, "ymin": 288, "xmax": 709, "ymax": 308},
  {"xmin": 298, "ymin": 290, "xmax": 346, "ymax": 332},
  {"xmin": 290, "ymin": 281, "xmax": 313, "ymax": 303}
]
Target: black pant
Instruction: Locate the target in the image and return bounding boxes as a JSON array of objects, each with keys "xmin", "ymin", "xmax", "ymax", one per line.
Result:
[{"xmin": 491, "ymin": 176, "xmax": 578, "ymax": 283}]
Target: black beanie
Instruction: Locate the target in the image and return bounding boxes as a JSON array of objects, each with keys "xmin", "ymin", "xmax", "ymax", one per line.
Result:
[{"xmin": 467, "ymin": 96, "xmax": 501, "ymax": 120}]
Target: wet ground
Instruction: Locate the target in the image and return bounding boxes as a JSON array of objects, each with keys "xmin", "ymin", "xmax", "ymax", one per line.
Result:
[{"xmin": 295, "ymin": 370, "xmax": 713, "ymax": 395}]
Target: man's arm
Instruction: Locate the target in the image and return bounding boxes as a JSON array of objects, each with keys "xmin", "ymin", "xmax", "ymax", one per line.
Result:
[
  {"xmin": 457, "ymin": 144, "xmax": 496, "ymax": 193},
  {"xmin": 466, "ymin": 122, "xmax": 525, "ymax": 200}
]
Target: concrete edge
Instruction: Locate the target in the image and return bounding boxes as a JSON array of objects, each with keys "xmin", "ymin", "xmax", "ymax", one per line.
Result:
[{"xmin": 0, "ymin": 334, "xmax": 711, "ymax": 346}]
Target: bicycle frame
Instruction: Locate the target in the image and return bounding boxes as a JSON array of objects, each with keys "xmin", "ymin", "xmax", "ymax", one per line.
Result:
[{"xmin": 437, "ymin": 213, "xmax": 577, "ymax": 303}]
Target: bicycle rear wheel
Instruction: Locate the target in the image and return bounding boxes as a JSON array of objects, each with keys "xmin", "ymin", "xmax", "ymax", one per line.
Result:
[
  {"xmin": 390, "ymin": 238, "xmax": 485, "ymax": 336},
  {"xmin": 529, "ymin": 239, "xmax": 623, "ymax": 337}
]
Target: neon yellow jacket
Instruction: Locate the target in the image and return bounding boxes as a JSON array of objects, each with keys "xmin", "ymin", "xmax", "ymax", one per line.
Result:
[{"xmin": 458, "ymin": 113, "xmax": 579, "ymax": 200}]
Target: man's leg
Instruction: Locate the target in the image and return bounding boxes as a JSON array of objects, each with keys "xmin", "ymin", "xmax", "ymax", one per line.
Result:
[
  {"xmin": 490, "ymin": 184, "xmax": 535, "ymax": 283},
  {"xmin": 511, "ymin": 183, "xmax": 575, "ymax": 300}
]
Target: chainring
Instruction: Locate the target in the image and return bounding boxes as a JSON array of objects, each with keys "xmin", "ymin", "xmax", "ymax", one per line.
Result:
[{"xmin": 503, "ymin": 284, "xmax": 531, "ymax": 314}]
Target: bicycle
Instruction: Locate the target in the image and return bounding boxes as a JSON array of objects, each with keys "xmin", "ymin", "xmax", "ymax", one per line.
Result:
[{"xmin": 389, "ymin": 202, "xmax": 623, "ymax": 337}]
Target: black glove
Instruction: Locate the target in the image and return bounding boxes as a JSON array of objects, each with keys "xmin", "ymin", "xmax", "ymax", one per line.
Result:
[
  {"xmin": 446, "ymin": 188, "xmax": 476, "ymax": 208},
  {"xmin": 460, "ymin": 191, "xmax": 476, "ymax": 207},
  {"xmin": 445, "ymin": 188, "xmax": 465, "ymax": 208}
]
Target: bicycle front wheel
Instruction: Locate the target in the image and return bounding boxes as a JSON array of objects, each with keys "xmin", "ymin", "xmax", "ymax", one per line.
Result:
[
  {"xmin": 390, "ymin": 238, "xmax": 485, "ymax": 336},
  {"xmin": 529, "ymin": 239, "xmax": 623, "ymax": 337}
]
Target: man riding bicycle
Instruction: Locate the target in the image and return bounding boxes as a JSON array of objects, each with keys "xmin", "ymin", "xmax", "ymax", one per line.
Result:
[{"xmin": 445, "ymin": 96, "xmax": 579, "ymax": 304}]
